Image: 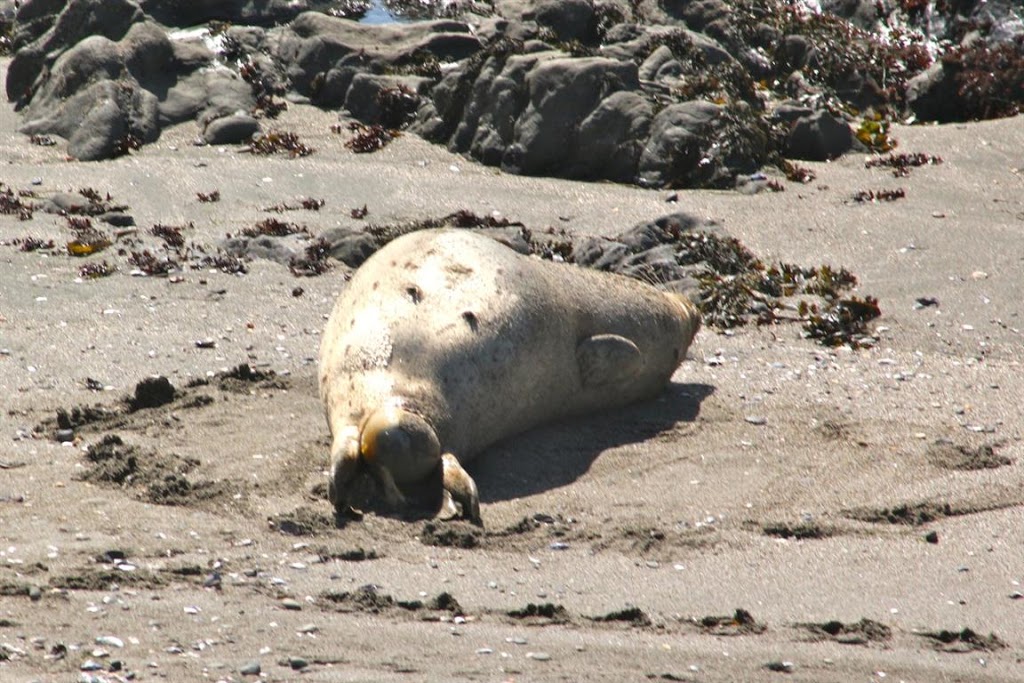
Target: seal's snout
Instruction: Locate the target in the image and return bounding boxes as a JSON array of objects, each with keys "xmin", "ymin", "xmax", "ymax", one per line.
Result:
[{"xmin": 359, "ymin": 407, "xmax": 442, "ymax": 483}]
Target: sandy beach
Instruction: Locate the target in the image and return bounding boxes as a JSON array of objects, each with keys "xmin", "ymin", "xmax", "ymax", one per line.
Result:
[{"xmin": 1, "ymin": 51, "xmax": 1023, "ymax": 681}]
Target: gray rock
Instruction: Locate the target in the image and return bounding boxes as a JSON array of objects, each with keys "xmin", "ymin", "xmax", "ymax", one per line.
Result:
[
  {"xmin": 322, "ymin": 228, "xmax": 379, "ymax": 268},
  {"xmin": 20, "ymin": 76, "xmax": 160, "ymax": 161},
  {"xmin": 574, "ymin": 211, "xmax": 719, "ymax": 296},
  {"xmin": 572, "ymin": 91, "xmax": 652, "ymax": 182},
  {"xmin": 528, "ymin": 0, "xmax": 596, "ymax": 43},
  {"xmin": 7, "ymin": 0, "xmax": 144, "ymax": 106},
  {"xmin": 175, "ymin": 70, "xmax": 255, "ymax": 128},
  {"xmin": 139, "ymin": 0, "xmax": 350, "ymax": 28},
  {"xmin": 41, "ymin": 192, "xmax": 94, "ymax": 214},
  {"xmin": 276, "ymin": 13, "xmax": 480, "ymax": 98},
  {"xmin": 905, "ymin": 62, "xmax": 958, "ymax": 122},
  {"xmin": 221, "ymin": 236, "xmax": 297, "ymax": 266},
  {"xmin": 343, "ymin": 73, "xmax": 430, "ymax": 128},
  {"xmin": 98, "ymin": 212, "xmax": 136, "ymax": 227},
  {"xmin": 637, "ymin": 101, "xmax": 719, "ymax": 188},
  {"xmin": 122, "ymin": 20, "xmax": 177, "ymax": 93},
  {"xmin": 506, "ymin": 55, "xmax": 639, "ymax": 175},
  {"xmin": 639, "ymin": 45, "xmax": 681, "ymax": 81},
  {"xmin": 203, "ymin": 112, "xmax": 260, "ymax": 145},
  {"xmin": 784, "ymin": 110, "xmax": 852, "ymax": 161},
  {"xmin": 239, "ymin": 660, "xmax": 261, "ymax": 676},
  {"xmin": 774, "ymin": 34, "xmax": 816, "ymax": 75}
]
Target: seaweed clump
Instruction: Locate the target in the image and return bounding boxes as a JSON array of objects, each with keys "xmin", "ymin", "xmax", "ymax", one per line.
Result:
[
  {"xmin": 376, "ymin": 84, "xmax": 421, "ymax": 129},
  {"xmin": 865, "ymin": 152, "xmax": 943, "ymax": 177},
  {"xmin": 1, "ymin": 183, "xmax": 34, "ymax": 220},
  {"xmin": 941, "ymin": 38, "xmax": 1024, "ymax": 121},
  {"xmin": 79, "ymin": 261, "xmax": 116, "ymax": 279},
  {"xmin": 248, "ymin": 131, "xmax": 314, "ymax": 157},
  {"xmin": 289, "ymin": 237, "xmax": 333, "ymax": 276},
  {"xmin": 241, "ymin": 218, "xmax": 309, "ymax": 238},
  {"xmin": 343, "ymin": 123, "xmax": 399, "ymax": 153},
  {"xmin": 580, "ymin": 217, "xmax": 879, "ymax": 348}
]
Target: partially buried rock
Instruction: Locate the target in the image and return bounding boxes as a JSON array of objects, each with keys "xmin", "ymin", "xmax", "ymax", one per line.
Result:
[
  {"xmin": 239, "ymin": 660, "xmax": 261, "ymax": 676},
  {"xmin": 784, "ymin": 110, "xmax": 853, "ymax": 161},
  {"xmin": 203, "ymin": 112, "xmax": 260, "ymax": 145},
  {"xmin": 130, "ymin": 376, "xmax": 176, "ymax": 410}
]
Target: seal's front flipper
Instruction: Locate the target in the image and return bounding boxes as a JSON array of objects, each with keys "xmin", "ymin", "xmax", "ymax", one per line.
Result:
[
  {"xmin": 576, "ymin": 333, "xmax": 642, "ymax": 387},
  {"xmin": 329, "ymin": 433, "xmax": 363, "ymax": 519},
  {"xmin": 439, "ymin": 453, "xmax": 482, "ymax": 526}
]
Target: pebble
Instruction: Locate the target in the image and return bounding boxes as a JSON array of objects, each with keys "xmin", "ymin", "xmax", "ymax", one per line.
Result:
[
  {"xmin": 549, "ymin": 542, "xmax": 569, "ymax": 551},
  {"xmin": 281, "ymin": 598, "xmax": 303, "ymax": 611},
  {"xmin": 297, "ymin": 623, "xmax": 319, "ymax": 633},
  {"xmin": 765, "ymin": 660, "xmax": 795, "ymax": 673},
  {"xmin": 476, "ymin": 647, "xmax": 493, "ymax": 655},
  {"xmin": 55, "ymin": 428, "xmax": 75, "ymax": 443},
  {"xmin": 95, "ymin": 636, "xmax": 124, "ymax": 648},
  {"xmin": 80, "ymin": 659, "xmax": 104, "ymax": 671},
  {"xmin": 288, "ymin": 656, "xmax": 309, "ymax": 670},
  {"xmin": 526, "ymin": 651, "xmax": 551, "ymax": 661},
  {"xmin": 744, "ymin": 415, "xmax": 767, "ymax": 426},
  {"xmin": 239, "ymin": 660, "xmax": 261, "ymax": 676}
]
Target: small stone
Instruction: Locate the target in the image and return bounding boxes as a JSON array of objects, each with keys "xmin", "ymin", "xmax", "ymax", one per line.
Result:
[
  {"xmin": 95, "ymin": 636, "xmax": 124, "ymax": 648},
  {"xmin": 297, "ymin": 623, "xmax": 319, "ymax": 633},
  {"xmin": 239, "ymin": 660, "xmax": 261, "ymax": 676},
  {"xmin": 28, "ymin": 586, "xmax": 42, "ymax": 601},
  {"xmin": 549, "ymin": 542, "xmax": 569, "ymax": 551},
  {"xmin": 925, "ymin": 531, "xmax": 939, "ymax": 544},
  {"xmin": 765, "ymin": 660, "xmax": 795, "ymax": 673},
  {"xmin": 476, "ymin": 647, "xmax": 493, "ymax": 655},
  {"xmin": 288, "ymin": 656, "xmax": 309, "ymax": 670},
  {"xmin": 80, "ymin": 659, "xmax": 104, "ymax": 671},
  {"xmin": 281, "ymin": 598, "xmax": 303, "ymax": 611},
  {"xmin": 55, "ymin": 428, "xmax": 75, "ymax": 443},
  {"xmin": 526, "ymin": 651, "xmax": 551, "ymax": 661},
  {"xmin": 745, "ymin": 415, "xmax": 768, "ymax": 426},
  {"xmin": 195, "ymin": 339, "xmax": 217, "ymax": 349}
]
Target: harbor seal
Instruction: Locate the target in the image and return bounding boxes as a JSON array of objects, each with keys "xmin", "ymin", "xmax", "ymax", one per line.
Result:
[{"xmin": 319, "ymin": 228, "xmax": 700, "ymax": 525}]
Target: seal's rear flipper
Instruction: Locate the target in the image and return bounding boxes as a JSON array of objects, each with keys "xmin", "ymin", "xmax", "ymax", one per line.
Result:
[
  {"xmin": 440, "ymin": 453, "xmax": 482, "ymax": 526},
  {"xmin": 576, "ymin": 334, "xmax": 642, "ymax": 387}
]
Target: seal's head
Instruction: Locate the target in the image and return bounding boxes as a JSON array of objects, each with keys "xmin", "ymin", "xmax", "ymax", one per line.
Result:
[{"xmin": 329, "ymin": 407, "xmax": 481, "ymax": 525}]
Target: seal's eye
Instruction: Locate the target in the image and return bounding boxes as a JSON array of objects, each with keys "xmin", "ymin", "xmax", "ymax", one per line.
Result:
[
  {"xmin": 405, "ymin": 285, "xmax": 422, "ymax": 304},
  {"xmin": 462, "ymin": 311, "xmax": 479, "ymax": 332}
]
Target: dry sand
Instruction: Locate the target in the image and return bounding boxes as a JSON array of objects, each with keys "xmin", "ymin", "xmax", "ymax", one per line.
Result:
[{"xmin": 1, "ymin": 54, "xmax": 1023, "ymax": 681}]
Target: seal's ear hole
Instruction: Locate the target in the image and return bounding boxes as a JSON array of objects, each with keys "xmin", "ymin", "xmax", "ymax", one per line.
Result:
[
  {"xmin": 405, "ymin": 285, "xmax": 423, "ymax": 304},
  {"xmin": 462, "ymin": 311, "xmax": 479, "ymax": 332}
]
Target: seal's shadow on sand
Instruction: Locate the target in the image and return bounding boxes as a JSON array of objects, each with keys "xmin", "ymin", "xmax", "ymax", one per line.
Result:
[{"xmin": 471, "ymin": 382, "xmax": 714, "ymax": 503}]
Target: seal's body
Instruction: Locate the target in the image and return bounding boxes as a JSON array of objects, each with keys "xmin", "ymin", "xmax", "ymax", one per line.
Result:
[{"xmin": 319, "ymin": 229, "xmax": 700, "ymax": 524}]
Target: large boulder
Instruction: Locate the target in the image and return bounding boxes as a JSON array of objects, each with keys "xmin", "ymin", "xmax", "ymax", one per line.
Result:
[
  {"xmin": 506, "ymin": 55, "xmax": 640, "ymax": 175},
  {"xmin": 138, "ymin": 0, "xmax": 359, "ymax": 28},
  {"xmin": 20, "ymin": 78, "xmax": 160, "ymax": 160},
  {"xmin": 14, "ymin": 15, "xmax": 227, "ymax": 159},
  {"xmin": 275, "ymin": 12, "xmax": 481, "ymax": 98},
  {"xmin": 7, "ymin": 0, "xmax": 145, "ymax": 106}
]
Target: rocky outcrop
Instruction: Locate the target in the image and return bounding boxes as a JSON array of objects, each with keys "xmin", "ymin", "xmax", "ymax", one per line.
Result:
[{"xmin": 4, "ymin": 0, "xmax": 1021, "ymax": 179}]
